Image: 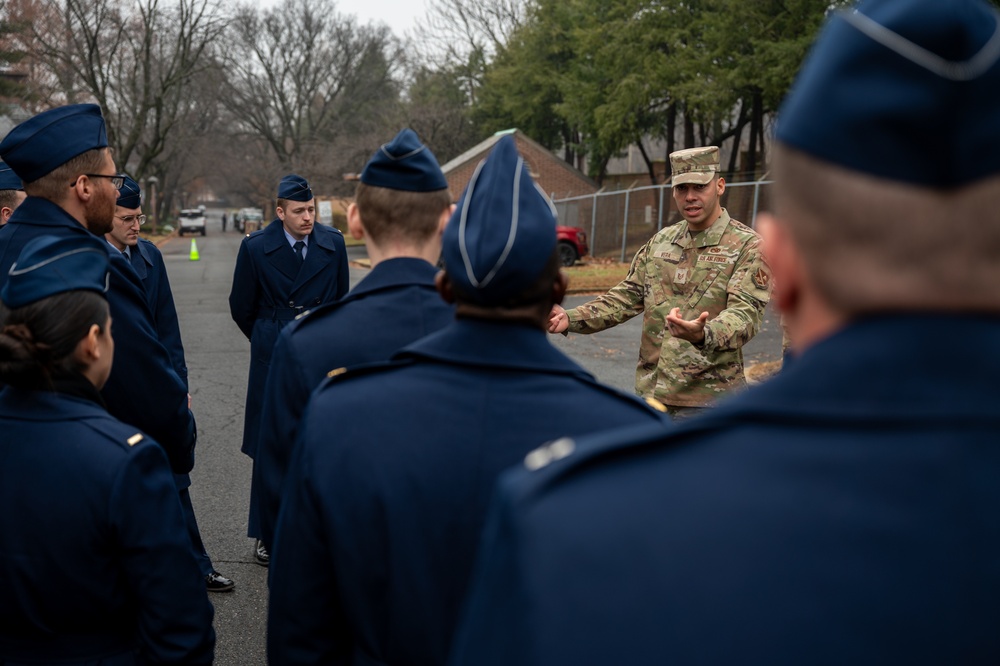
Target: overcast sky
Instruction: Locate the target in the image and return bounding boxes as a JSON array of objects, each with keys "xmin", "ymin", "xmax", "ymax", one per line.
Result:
[{"xmin": 333, "ymin": 0, "xmax": 429, "ymax": 38}]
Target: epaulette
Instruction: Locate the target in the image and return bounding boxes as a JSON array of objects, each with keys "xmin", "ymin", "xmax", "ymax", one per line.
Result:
[
  {"xmin": 127, "ymin": 433, "xmax": 144, "ymax": 446},
  {"xmin": 315, "ymin": 357, "xmax": 418, "ymax": 391}
]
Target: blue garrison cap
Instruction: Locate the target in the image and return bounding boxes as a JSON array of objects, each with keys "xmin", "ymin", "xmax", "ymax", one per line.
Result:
[
  {"xmin": 116, "ymin": 175, "xmax": 141, "ymax": 208},
  {"xmin": 0, "ymin": 162, "xmax": 22, "ymax": 191},
  {"xmin": 278, "ymin": 174, "xmax": 313, "ymax": 202},
  {"xmin": 441, "ymin": 135, "xmax": 557, "ymax": 305},
  {"xmin": 1, "ymin": 234, "xmax": 110, "ymax": 309},
  {"xmin": 776, "ymin": 0, "xmax": 1000, "ymax": 187},
  {"xmin": 360, "ymin": 128, "xmax": 448, "ymax": 192},
  {"xmin": 0, "ymin": 104, "xmax": 109, "ymax": 184}
]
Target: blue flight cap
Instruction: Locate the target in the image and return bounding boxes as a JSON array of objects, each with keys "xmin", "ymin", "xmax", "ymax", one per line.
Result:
[
  {"xmin": 278, "ymin": 174, "xmax": 313, "ymax": 202},
  {"xmin": 360, "ymin": 128, "xmax": 448, "ymax": 192},
  {"xmin": 1, "ymin": 234, "xmax": 110, "ymax": 309},
  {"xmin": 441, "ymin": 135, "xmax": 557, "ymax": 305},
  {"xmin": 775, "ymin": 0, "xmax": 1000, "ymax": 188},
  {"xmin": 0, "ymin": 162, "xmax": 23, "ymax": 191},
  {"xmin": 0, "ymin": 104, "xmax": 109, "ymax": 184},
  {"xmin": 116, "ymin": 175, "xmax": 141, "ymax": 209}
]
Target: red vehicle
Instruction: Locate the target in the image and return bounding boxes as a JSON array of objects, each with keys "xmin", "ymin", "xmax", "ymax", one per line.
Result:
[{"xmin": 556, "ymin": 225, "xmax": 588, "ymax": 266}]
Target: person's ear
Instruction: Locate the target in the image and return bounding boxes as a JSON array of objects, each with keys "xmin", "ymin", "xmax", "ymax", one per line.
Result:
[
  {"xmin": 275, "ymin": 206, "xmax": 285, "ymax": 222},
  {"xmin": 435, "ymin": 270, "xmax": 456, "ymax": 304},
  {"xmin": 437, "ymin": 204, "xmax": 455, "ymax": 236},
  {"xmin": 757, "ymin": 212, "xmax": 800, "ymax": 315},
  {"xmin": 75, "ymin": 324, "xmax": 102, "ymax": 363},
  {"xmin": 346, "ymin": 202, "xmax": 365, "ymax": 240}
]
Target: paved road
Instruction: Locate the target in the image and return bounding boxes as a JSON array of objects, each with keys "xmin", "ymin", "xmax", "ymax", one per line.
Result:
[{"xmin": 159, "ymin": 211, "xmax": 783, "ymax": 664}]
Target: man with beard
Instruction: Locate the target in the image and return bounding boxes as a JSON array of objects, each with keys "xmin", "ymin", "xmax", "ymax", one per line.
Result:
[{"xmin": 0, "ymin": 104, "xmax": 197, "ymax": 475}]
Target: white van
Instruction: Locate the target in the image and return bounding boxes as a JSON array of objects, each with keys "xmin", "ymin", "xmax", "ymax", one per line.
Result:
[{"xmin": 178, "ymin": 209, "xmax": 206, "ymax": 236}]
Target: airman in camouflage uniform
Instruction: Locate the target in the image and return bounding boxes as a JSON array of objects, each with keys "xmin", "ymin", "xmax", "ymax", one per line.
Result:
[{"xmin": 550, "ymin": 146, "xmax": 771, "ymax": 415}]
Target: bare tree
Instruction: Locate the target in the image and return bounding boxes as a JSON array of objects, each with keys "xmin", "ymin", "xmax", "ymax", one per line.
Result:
[
  {"xmin": 410, "ymin": 0, "xmax": 525, "ymax": 103},
  {"xmin": 15, "ymin": 0, "xmax": 227, "ymax": 182},
  {"xmin": 221, "ymin": 0, "xmax": 403, "ymax": 189}
]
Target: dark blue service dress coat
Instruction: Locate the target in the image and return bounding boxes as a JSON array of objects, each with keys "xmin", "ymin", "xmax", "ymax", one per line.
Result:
[
  {"xmin": 0, "ymin": 381, "xmax": 214, "ymax": 665},
  {"xmin": 130, "ymin": 238, "xmax": 187, "ymax": 387},
  {"xmin": 255, "ymin": 256, "xmax": 454, "ymax": 548},
  {"xmin": 0, "ymin": 198, "xmax": 196, "ymax": 473},
  {"xmin": 228, "ymin": 219, "xmax": 349, "ymax": 459},
  {"xmin": 449, "ymin": 315, "xmax": 1000, "ymax": 666},
  {"xmin": 267, "ymin": 318, "xmax": 670, "ymax": 666}
]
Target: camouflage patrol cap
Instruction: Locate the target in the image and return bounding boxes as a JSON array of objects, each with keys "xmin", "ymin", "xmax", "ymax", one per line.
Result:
[{"xmin": 670, "ymin": 146, "xmax": 720, "ymax": 186}]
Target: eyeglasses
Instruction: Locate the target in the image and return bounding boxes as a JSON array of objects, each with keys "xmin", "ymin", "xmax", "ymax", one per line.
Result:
[
  {"xmin": 71, "ymin": 173, "xmax": 126, "ymax": 189},
  {"xmin": 115, "ymin": 214, "xmax": 147, "ymax": 226}
]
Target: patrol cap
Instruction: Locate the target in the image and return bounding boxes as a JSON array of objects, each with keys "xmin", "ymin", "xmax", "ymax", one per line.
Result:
[
  {"xmin": 277, "ymin": 174, "xmax": 313, "ymax": 202},
  {"xmin": 776, "ymin": 0, "xmax": 1000, "ymax": 187},
  {"xmin": 0, "ymin": 104, "xmax": 109, "ymax": 184},
  {"xmin": 441, "ymin": 135, "xmax": 557, "ymax": 305},
  {"xmin": 116, "ymin": 175, "xmax": 141, "ymax": 209},
  {"xmin": 670, "ymin": 146, "xmax": 720, "ymax": 186},
  {"xmin": 0, "ymin": 162, "xmax": 23, "ymax": 191},
  {"xmin": 1, "ymin": 234, "xmax": 110, "ymax": 309},
  {"xmin": 360, "ymin": 128, "xmax": 448, "ymax": 192}
]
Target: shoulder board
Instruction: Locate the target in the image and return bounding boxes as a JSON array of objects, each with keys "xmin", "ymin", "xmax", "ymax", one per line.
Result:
[
  {"xmin": 77, "ymin": 416, "xmax": 154, "ymax": 454},
  {"xmin": 315, "ymin": 357, "xmax": 417, "ymax": 391}
]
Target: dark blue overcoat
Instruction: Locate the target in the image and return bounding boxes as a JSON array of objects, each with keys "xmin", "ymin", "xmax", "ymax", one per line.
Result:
[
  {"xmin": 0, "ymin": 198, "xmax": 196, "ymax": 473},
  {"xmin": 0, "ymin": 386, "xmax": 215, "ymax": 664},
  {"xmin": 228, "ymin": 219, "xmax": 349, "ymax": 458},
  {"xmin": 255, "ymin": 256, "xmax": 454, "ymax": 548},
  {"xmin": 449, "ymin": 315, "xmax": 1000, "ymax": 666},
  {"xmin": 267, "ymin": 318, "xmax": 670, "ymax": 666},
  {"xmin": 131, "ymin": 238, "xmax": 187, "ymax": 388}
]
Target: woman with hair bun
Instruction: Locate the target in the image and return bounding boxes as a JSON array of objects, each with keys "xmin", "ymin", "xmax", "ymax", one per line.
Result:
[{"xmin": 0, "ymin": 235, "xmax": 215, "ymax": 665}]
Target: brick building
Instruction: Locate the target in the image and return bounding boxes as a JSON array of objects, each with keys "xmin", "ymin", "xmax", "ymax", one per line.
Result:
[{"xmin": 440, "ymin": 129, "xmax": 597, "ymax": 201}]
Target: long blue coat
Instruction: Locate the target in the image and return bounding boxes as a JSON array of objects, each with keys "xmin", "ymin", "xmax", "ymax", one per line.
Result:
[
  {"xmin": 131, "ymin": 238, "xmax": 187, "ymax": 388},
  {"xmin": 0, "ymin": 385, "xmax": 215, "ymax": 664},
  {"xmin": 449, "ymin": 315, "xmax": 1000, "ymax": 666},
  {"xmin": 228, "ymin": 219, "xmax": 349, "ymax": 458},
  {"xmin": 0, "ymin": 197, "xmax": 197, "ymax": 473},
  {"xmin": 267, "ymin": 318, "xmax": 670, "ymax": 666},
  {"xmin": 255, "ymin": 256, "xmax": 454, "ymax": 548}
]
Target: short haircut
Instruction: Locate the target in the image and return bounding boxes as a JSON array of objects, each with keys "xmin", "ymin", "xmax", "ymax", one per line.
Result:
[
  {"xmin": 23, "ymin": 148, "xmax": 109, "ymax": 202},
  {"xmin": 354, "ymin": 182, "xmax": 452, "ymax": 246},
  {"xmin": 772, "ymin": 145, "xmax": 1000, "ymax": 314},
  {"xmin": 0, "ymin": 189, "xmax": 20, "ymax": 210}
]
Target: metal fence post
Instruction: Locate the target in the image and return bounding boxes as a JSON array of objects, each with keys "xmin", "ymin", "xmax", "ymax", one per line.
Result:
[
  {"xmin": 590, "ymin": 193, "xmax": 598, "ymax": 258},
  {"xmin": 750, "ymin": 180, "xmax": 762, "ymax": 229},
  {"xmin": 657, "ymin": 185, "xmax": 665, "ymax": 232},
  {"xmin": 620, "ymin": 190, "xmax": 631, "ymax": 263}
]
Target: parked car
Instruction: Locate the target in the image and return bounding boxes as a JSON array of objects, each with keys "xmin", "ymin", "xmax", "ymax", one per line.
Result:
[
  {"xmin": 178, "ymin": 209, "xmax": 206, "ymax": 236},
  {"xmin": 556, "ymin": 225, "xmax": 588, "ymax": 266},
  {"xmin": 238, "ymin": 208, "xmax": 264, "ymax": 235}
]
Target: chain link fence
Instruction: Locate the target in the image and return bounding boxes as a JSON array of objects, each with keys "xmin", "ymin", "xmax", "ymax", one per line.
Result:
[{"xmin": 553, "ymin": 180, "xmax": 773, "ymax": 262}]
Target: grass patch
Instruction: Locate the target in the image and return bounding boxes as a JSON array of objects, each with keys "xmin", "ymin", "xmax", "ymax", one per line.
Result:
[{"xmin": 564, "ymin": 260, "xmax": 630, "ymax": 293}]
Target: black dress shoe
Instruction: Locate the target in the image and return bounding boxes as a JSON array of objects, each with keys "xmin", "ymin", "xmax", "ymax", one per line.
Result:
[
  {"xmin": 205, "ymin": 571, "xmax": 235, "ymax": 592},
  {"xmin": 254, "ymin": 539, "xmax": 270, "ymax": 567}
]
